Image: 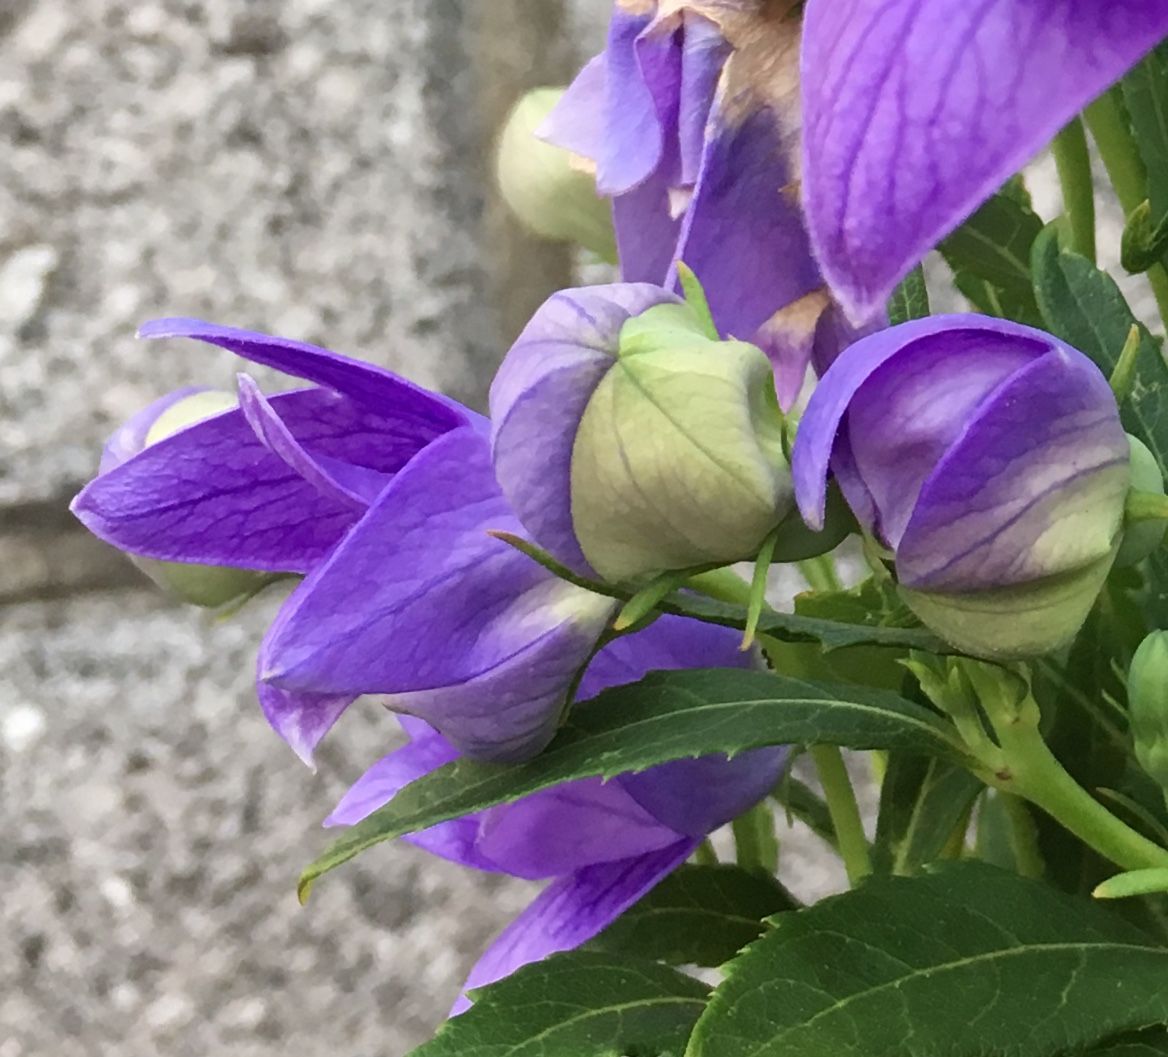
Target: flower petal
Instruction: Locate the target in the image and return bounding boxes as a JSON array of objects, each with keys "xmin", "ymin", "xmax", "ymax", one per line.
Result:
[
  {"xmin": 72, "ymin": 389, "xmax": 378, "ymax": 572},
  {"xmin": 256, "ymin": 680, "xmax": 355, "ymax": 769},
  {"xmin": 490, "ymin": 284, "xmax": 679, "ymax": 571},
  {"xmin": 99, "ymin": 387, "xmax": 207, "ymax": 473},
  {"xmin": 261, "ymin": 427, "xmax": 617, "ymax": 761},
  {"xmin": 538, "ymin": 54, "xmax": 608, "ymax": 160},
  {"xmin": 452, "ymin": 840, "xmax": 697, "ymax": 1015},
  {"xmin": 802, "ymin": 0, "xmax": 1168, "ymax": 322},
  {"xmin": 898, "ymin": 345, "xmax": 1129, "ymax": 592},
  {"xmin": 139, "ymin": 317, "xmax": 472, "ymax": 430}
]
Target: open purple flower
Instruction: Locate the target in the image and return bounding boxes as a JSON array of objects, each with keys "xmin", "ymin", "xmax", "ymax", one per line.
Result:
[
  {"xmin": 801, "ymin": 0, "xmax": 1168, "ymax": 323},
  {"xmin": 325, "ymin": 613, "xmax": 785, "ymax": 1013},
  {"xmin": 544, "ymin": 1, "xmax": 826, "ymax": 406},
  {"xmin": 72, "ymin": 321, "xmax": 621, "ymax": 764},
  {"xmin": 792, "ymin": 315, "xmax": 1130, "ymax": 657}
]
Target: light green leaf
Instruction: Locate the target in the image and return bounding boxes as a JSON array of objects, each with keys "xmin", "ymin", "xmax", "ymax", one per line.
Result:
[
  {"xmin": 589, "ymin": 865, "xmax": 797, "ymax": 967},
  {"xmin": 299, "ymin": 670, "xmax": 967, "ymax": 900},
  {"xmin": 887, "ymin": 265, "xmax": 930, "ymax": 326},
  {"xmin": 1095, "ymin": 867, "xmax": 1168, "ymax": 901},
  {"xmin": 687, "ymin": 863, "xmax": 1168, "ymax": 1057},
  {"xmin": 409, "ymin": 950, "xmax": 709, "ymax": 1057}
]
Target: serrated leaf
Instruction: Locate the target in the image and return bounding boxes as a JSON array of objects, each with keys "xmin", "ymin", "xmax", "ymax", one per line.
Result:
[
  {"xmin": 687, "ymin": 863, "xmax": 1168, "ymax": 1057},
  {"xmin": 941, "ymin": 191, "xmax": 1044, "ymax": 297},
  {"xmin": 589, "ymin": 865, "xmax": 797, "ymax": 968},
  {"xmin": 872, "ymin": 755, "xmax": 983, "ymax": 875},
  {"xmin": 1030, "ymin": 226, "xmax": 1168, "ymax": 624},
  {"xmin": 887, "ymin": 265, "xmax": 930, "ymax": 326},
  {"xmin": 408, "ymin": 950, "xmax": 709, "ymax": 1057},
  {"xmin": 300, "ymin": 670, "xmax": 967, "ymax": 899}
]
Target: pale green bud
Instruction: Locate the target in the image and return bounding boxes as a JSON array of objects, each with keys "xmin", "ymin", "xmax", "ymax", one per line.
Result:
[
  {"xmin": 570, "ymin": 302, "xmax": 795, "ymax": 581},
  {"xmin": 1129, "ymin": 631, "xmax": 1168, "ymax": 796},
  {"xmin": 495, "ymin": 88, "xmax": 617, "ymax": 260},
  {"xmin": 1117, "ymin": 435, "xmax": 1167, "ymax": 568}
]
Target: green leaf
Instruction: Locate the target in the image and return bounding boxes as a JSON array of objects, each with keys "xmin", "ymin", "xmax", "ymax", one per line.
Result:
[
  {"xmin": 299, "ymin": 670, "xmax": 967, "ymax": 899},
  {"xmin": 871, "ymin": 755, "xmax": 983, "ymax": 875},
  {"xmin": 1122, "ymin": 200, "xmax": 1168, "ymax": 274},
  {"xmin": 772, "ymin": 774, "xmax": 837, "ymax": 849},
  {"xmin": 1123, "ymin": 46, "xmax": 1168, "ymax": 222},
  {"xmin": 1030, "ymin": 226, "xmax": 1168, "ymax": 624},
  {"xmin": 1084, "ymin": 1029, "xmax": 1168, "ymax": 1056},
  {"xmin": 887, "ymin": 265, "xmax": 930, "ymax": 326},
  {"xmin": 408, "ymin": 950, "xmax": 709, "ymax": 1057},
  {"xmin": 1095, "ymin": 867, "xmax": 1168, "ymax": 901},
  {"xmin": 687, "ymin": 863, "xmax": 1168, "ymax": 1057},
  {"xmin": 941, "ymin": 190, "xmax": 1044, "ymax": 323},
  {"xmin": 589, "ymin": 865, "xmax": 797, "ymax": 968}
]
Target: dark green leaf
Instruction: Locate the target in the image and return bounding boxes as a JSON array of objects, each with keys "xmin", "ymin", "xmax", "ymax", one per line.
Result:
[
  {"xmin": 1123, "ymin": 47, "xmax": 1168, "ymax": 222},
  {"xmin": 408, "ymin": 950, "xmax": 708, "ymax": 1057},
  {"xmin": 1083, "ymin": 1029, "xmax": 1168, "ymax": 1056},
  {"xmin": 887, "ymin": 265, "xmax": 930, "ymax": 326},
  {"xmin": 1122, "ymin": 200, "xmax": 1168, "ymax": 274},
  {"xmin": 975, "ymin": 790, "xmax": 1044, "ymax": 877},
  {"xmin": 660, "ymin": 592, "xmax": 946, "ymax": 654},
  {"xmin": 300, "ymin": 670, "xmax": 967, "ymax": 899},
  {"xmin": 773, "ymin": 775, "xmax": 836, "ymax": 849},
  {"xmin": 941, "ymin": 190, "xmax": 1044, "ymax": 323},
  {"xmin": 871, "ymin": 754, "xmax": 983, "ymax": 874},
  {"xmin": 688, "ymin": 863, "xmax": 1168, "ymax": 1057},
  {"xmin": 589, "ymin": 865, "xmax": 797, "ymax": 968}
]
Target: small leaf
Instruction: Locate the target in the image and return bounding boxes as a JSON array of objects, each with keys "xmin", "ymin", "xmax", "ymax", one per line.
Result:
[
  {"xmin": 299, "ymin": 670, "xmax": 967, "ymax": 899},
  {"xmin": 589, "ymin": 865, "xmax": 797, "ymax": 967},
  {"xmin": 687, "ymin": 863, "xmax": 1168, "ymax": 1057},
  {"xmin": 408, "ymin": 950, "xmax": 709, "ymax": 1057},
  {"xmin": 887, "ymin": 265, "xmax": 930, "ymax": 326},
  {"xmin": 1095, "ymin": 868, "xmax": 1168, "ymax": 901},
  {"xmin": 872, "ymin": 754, "xmax": 983, "ymax": 875},
  {"xmin": 1121, "ymin": 200, "xmax": 1168, "ymax": 274}
]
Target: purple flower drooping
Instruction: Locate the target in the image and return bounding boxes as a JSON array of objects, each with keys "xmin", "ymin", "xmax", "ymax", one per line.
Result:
[
  {"xmin": 544, "ymin": 1, "xmax": 827, "ymax": 406},
  {"xmin": 325, "ymin": 613, "xmax": 786, "ymax": 1014},
  {"xmin": 792, "ymin": 315, "xmax": 1130, "ymax": 657},
  {"xmin": 801, "ymin": 0, "xmax": 1168, "ymax": 324},
  {"xmin": 71, "ymin": 321, "xmax": 621, "ymax": 764}
]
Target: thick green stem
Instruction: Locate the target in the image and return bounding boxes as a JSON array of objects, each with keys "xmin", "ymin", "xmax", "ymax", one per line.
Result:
[
  {"xmin": 1052, "ymin": 118, "xmax": 1097, "ymax": 262},
  {"xmin": 810, "ymin": 745, "xmax": 872, "ymax": 885},
  {"xmin": 1084, "ymin": 89, "xmax": 1168, "ymax": 327},
  {"xmin": 993, "ymin": 720, "xmax": 1168, "ymax": 872}
]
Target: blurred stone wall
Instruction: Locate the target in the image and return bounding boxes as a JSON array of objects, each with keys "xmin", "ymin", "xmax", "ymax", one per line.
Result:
[{"xmin": 0, "ymin": 4, "xmax": 851, "ymax": 1056}]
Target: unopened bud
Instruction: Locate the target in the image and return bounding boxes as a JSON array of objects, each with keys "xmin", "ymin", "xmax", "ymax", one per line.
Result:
[{"xmin": 1129, "ymin": 632, "xmax": 1168, "ymax": 798}]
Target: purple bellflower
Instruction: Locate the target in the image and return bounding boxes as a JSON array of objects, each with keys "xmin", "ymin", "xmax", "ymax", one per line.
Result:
[
  {"xmin": 801, "ymin": 0, "xmax": 1168, "ymax": 323},
  {"xmin": 325, "ymin": 613, "xmax": 785, "ymax": 1014},
  {"xmin": 490, "ymin": 283, "xmax": 815, "ymax": 583},
  {"xmin": 543, "ymin": 0, "xmax": 829, "ymax": 407},
  {"xmin": 792, "ymin": 315, "xmax": 1130, "ymax": 658},
  {"xmin": 72, "ymin": 321, "xmax": 628, "ymax": 764}
]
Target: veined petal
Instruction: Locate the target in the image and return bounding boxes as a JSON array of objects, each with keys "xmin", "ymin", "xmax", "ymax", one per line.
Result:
[
  {"xmin": 677, "ymin": 12, "xmax": 731, "ymax": 186},
  {"xmin": 802, "ymin": 0, "xmax": 1168, "ymax": 322},
  {"xmin": 453, "ymin": 840, "xmax": 697, "ymax": 1015},
  {"xmin": 614, "ymin": 173, "xmax": 684, "ymax": 283},
  {"xmin": 261, "ymin": 427, "xmax": 617, "ymax": 761},
  {"xmin": 256, "ymin": 680, "xmax": 354, "ymax": 769},
  {"xmin": 99, "ymin": 387, "xmax": 206, "ymax": 473},
  {"xmin": 139, "ymin": 317, "xmax": 472, "ymax": 431},
  {"xmin": 898, "ymin": 346, "xmax": 1129, "ymax": 592},
  {"xmin": 72, "ymin": 389, "xmax": 380, "ymax": 572},
  {"xmin": 490, "ymin": 284, "xmax": 679, "ymax": 571},
  {"xmin": 539, "ymin": 54, "xmax": 608, "ymax": 161}
]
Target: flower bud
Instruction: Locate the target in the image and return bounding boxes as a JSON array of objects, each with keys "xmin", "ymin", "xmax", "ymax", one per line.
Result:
[
  {"xmin": 491, "ymin": 284, "xmax": 806, "ymax": 582},
  {"xmin": 496, "ymin": 88, "xmax": 616, "ymax": 260},
  {"xmin": 1117, "ymin": 435, "xmax": 1167, "ymax": 568},
  {"xmin": 105, "ymin": 389, "xmax": 270, "ymax": 608},
  {"xmin": 1129, "ymin": 631, "xmax": 1168, "ymax": 797},
  {"xmin": 793, "ymin": 315, "xmax": 1130, "ymax": 658}
]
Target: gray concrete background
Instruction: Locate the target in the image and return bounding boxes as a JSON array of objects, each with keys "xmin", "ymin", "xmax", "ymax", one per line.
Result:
[{"xmin": 0, "ymin": 4, "xmax": 849, "ymax": 1055}]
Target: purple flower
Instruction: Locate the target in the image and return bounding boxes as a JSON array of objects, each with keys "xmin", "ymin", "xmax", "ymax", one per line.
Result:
[
  {"xmin": 792, "ymin": 315, "xmax": 1130, "ymax": 657},
  {"xmin": 801, "ymin": 0, "xmax": 1168, "ymax": 323},
  {"xmin": 544, "ymin": 1, "xmax": 826, "ymax": 407},
  {"xmin": 72, "ymin": 321, "xmax": 623, "ymax": 764},
  {"xmin": 325, "ymin": 613, "xmax": 785, "ymax": 1013},
  {"xmin": 491, "ymin": 283, "xmax": 800, "ymax": 582}
]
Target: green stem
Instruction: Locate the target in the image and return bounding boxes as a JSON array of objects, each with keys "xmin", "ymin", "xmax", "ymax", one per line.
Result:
[
  {"xmin": 686, "ymin": 567, "xmax": 753, "ymax": 607},
  {"xmin": 799, "ymin": 554, "xmax": 842, "ymax": 594},
  {"xmin": 1052, "ymin": 118, "xmax": 1097, "ymax": 262},
  {"xmin": 810, "ymin": 745, "xmax": 872, "ymax": 885},
  {"xmin": 1084, "ymin": 89, "xmax": 1168, "ymax": 327},
  {"xmin": 993, "ymin": 720, "xmax": 1168, "ymax": 872},
  {"xmin": 999, "ymin": 793, "xmax": 1045, "ymax": 880},
  {"xmin": 732, "ymin": 801, "xmax": 780, "ymax": 874},
  {"xmin": 693, "ymin": 839, "xmax": 719, "ymax": 867},
  {"xmin": 1125, "ymin": 489, "xmax": 1168, "ymax": 523}
]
